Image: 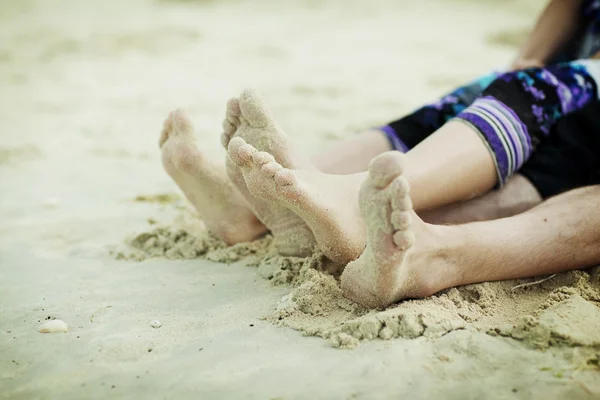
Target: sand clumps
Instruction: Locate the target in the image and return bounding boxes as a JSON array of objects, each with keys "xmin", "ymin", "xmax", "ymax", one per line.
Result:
[
  {"xmin": 111, "ymin": 207, "xmax": 273, "ymax": 264},
  {"xmin": 115, "ymin": 226, "xmax": 273, "ymax": 264},
  {"xmin": 267, "ymin": 277, "xmax": 473, "ymax": 349},
  {"xmin": 492, "ymin": 293, "xmax": 600, "ymax": 349},
  {"xmin": 267, "ymin": 268, "xmax": 600, "ymax": 349},
  {"xmin": 115, "ymin": 212, "xmax": 600, "ymax": 351}
]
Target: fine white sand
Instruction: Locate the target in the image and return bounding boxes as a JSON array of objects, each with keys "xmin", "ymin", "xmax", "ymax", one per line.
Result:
[{"xmin": 1, "ymin": 0, "xmax": 599, "ymax": 398}]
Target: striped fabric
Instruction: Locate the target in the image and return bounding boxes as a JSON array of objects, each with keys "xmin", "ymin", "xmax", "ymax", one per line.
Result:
[
  {"xmin": 455, "ymin": 96, "xmax": 532, "ymax": 186},
  {"xmin": 379, "ymin": 125, "xmax": 410, "ymax": 153}
]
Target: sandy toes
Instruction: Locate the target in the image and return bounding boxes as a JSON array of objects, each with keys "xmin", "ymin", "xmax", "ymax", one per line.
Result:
[
  {"xmin": 160, "ymin": 109, "xmax": 266, "ymax": 245},
  {"xmin": 221, "ymin": 89, "xmax": 317, "ymax": 256},
  {"xmin": 227, "ymin": 137, "xmax": 366, "ymax": 264},
  {"xmin": 340, "ymin": 152, "xmax": 454, "ymax": 308}
]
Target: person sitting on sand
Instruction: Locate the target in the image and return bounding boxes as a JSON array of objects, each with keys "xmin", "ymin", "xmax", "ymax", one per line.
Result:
[{"xmin": 159, "ymin": 0, "xmax": 600, "ymax": 307}]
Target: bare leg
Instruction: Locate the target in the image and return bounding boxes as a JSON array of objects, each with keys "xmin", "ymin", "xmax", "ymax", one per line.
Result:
[
  {"xmin": 312, "ymin": 121, "xmax": 499, "ymax": 212},
  {"xmin": 312, "ymin": 125, "xmax": 543, "ymax": 223},
  {"xmin": 159, "ymin": 110, "xmax": 266, "ymax": 244},
  {"xmin": 342, "ymin": 154, "xmax": 600, "ymax": 308},
  {"xmin": 311, "ymin": 129, "xmax": 392, "ymax": 174},
  {"xmin": 226, "ymin": 115, "xmax": 500, "ymax": 263},
  {"xmin": 421, "ymin": 174, "xmax": 543, "ymax": 224},
  {"xmin": 314, "ymin": 129, "xmax": 542, "ymax": 223},
  {"xmin": 403, "ymin": 121, "xmax": 497, "ymax": 211}
]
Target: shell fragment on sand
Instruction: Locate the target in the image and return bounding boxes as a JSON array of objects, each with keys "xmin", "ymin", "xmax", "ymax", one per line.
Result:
[
  {"xmin": 150, "ymin": 319, "xmax": 162, "ymax": 328},
  {"xmin": 37, "ymin": 320, "xmax": 68, "ymax": 333}
]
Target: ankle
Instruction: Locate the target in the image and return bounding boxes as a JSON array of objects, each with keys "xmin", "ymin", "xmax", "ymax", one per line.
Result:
[
  {"xmin": 216, "ymin": 216, "xmax": 266, "ymax": 245},
  {"xmin": 410, "ymin": 224, "xmax": 465, "ymax": 296}
]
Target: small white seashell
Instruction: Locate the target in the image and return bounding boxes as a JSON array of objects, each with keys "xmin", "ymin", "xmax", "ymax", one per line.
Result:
[
  {"xmin": 150, "ymin": 320, "xmax": 162, "ymax": 328},
  {"xmin": 37, "ymin": 320, "xmax": 68, "ymax": 333}
]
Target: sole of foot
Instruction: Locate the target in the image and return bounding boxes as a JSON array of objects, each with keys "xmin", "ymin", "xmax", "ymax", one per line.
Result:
[
  {"xmin": 340, "ymin": 152, "xmax": 452, "ymax": 308},
  {"xmin": 228, "ymin": 136, "xmax": 366, "ymax": 265},
  {"xmin": 160, "ymin": 109, "xmax": 266, "ymax": 245},
  {"xmin": 221, "ymin": 89, "xmax": 317, "ymax": 257}
]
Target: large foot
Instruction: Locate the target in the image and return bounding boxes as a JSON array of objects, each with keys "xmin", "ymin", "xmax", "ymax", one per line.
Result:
[
  {"xmin": 227, "ymin": 137, "xmax": 366, "ymax": 264},
  {"xmin": 340, "ymin": 152, "xmax": 459, "ymax": 308},
  {"xmin": 221, "ymin": 89, "xmax": 317, "ymax": 256},
  {"xmin": 160, "ymin": 109, "xmax": 266, "ymax": 245}
]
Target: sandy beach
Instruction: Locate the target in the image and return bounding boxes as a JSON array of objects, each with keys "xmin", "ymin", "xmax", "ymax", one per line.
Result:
[{"xmin": 1, "ymin": 0, "xmax": 599, "ymax": 398}]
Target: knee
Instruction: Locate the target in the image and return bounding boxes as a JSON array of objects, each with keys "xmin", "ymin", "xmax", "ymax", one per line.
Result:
[{"xmin": 480, "ymin": 70, "xmax": 532, "ymax": 102}]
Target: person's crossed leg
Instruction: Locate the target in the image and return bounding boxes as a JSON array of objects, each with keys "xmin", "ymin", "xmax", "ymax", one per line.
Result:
[{"xmin": 341, "ymin": 153, "xmax": 600, "ymax": 308}]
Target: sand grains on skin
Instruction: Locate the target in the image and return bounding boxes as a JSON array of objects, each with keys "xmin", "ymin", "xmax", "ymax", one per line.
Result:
[
  {"xmin": 340, "ymin": 152, "xmax": 417, "ymax": 308},
  {"xmin": 227, "ymin": 136, "xmax": 367, "ymax": 264},
  {"xmin": 221, "ymin": 89, "xmax": 317, "ymax": 257},
  {"xmin": 159, "ymin": 109, "xmax": 266, "ymax": 245},
  {"xmin": 341, "ymin": 152, "xmax": 448, "ymax": 308}
]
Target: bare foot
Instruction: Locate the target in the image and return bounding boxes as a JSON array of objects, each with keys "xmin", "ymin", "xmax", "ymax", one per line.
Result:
[
  {"xmin": 227, "ymin": 137, "xmax": 366, "ymax": 264},
  {"xmin": 340, "ymin": 152, "xmax": 460, "ymax": 308},
  {"xmin": 160, "ymin": 109, "xmax": 266, "ymax": 245},
  {"xmin": 221, "ymin": 89, "xmax": 317, "ymax": 256}
]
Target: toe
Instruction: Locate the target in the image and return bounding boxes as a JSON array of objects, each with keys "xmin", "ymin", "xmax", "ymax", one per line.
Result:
[
  {"xmin": 227, "ymin": 137, "xmax": 250, "ymax": 166},
  {"xmin": 171, "ymin": 109, "xmax": 194, "ymax": 136},
  {"xmin": 222, "ymin": 118, "xmax": 236, "ymax": 136},
  {"xmin": 388, "ymin": 177, "xmax": 412, "ymax": 211},
  {"xmin": 387, "ymin": 176, "xmax": 410, "ymax": 197},
  {"xmin": 226, "ymin": 98, "xmax": 241, "ymax": 118},
  {"xmin": 392, "ymin": 230, "xmax": 414, "ymax": 250},
  {"xmin": 159, "ymin": 112, "xmax": 175, "ymax": 148},
  {"xmin": 239, "ymin": 89, "xmax": 272, "ymax": 128},
  {"xmin": 368, "ymin": 152, "xmax": 405, "ymax": 189},
  {"xmin": 159, "ymin": 109, "xmax": 194, "ymax": 148},
  {"xmin": 238, "ymin": 143, "xmax": 258, "ymax": 163},
  {"xmin": 226, "ymin": 113, "xmax": 240, "ymax": 127},
  {"xmin": 391, "ymin": 210, "xmax": 411, "ymax": 230},
  {"xmin": 391, "ymin": 192, "xmax": 413, "ymax": 211},
  {"xmin": 274, "ymin": 169, "xmax": 296, "ymax": 186},
  {"xmin": 159, "ymin": 127, "xmax": 169, "ymax": 148},
  {"xmin": 261, "ymin": 161, "xmax": 283, "ymax": 178},
  {"xmin": 220, "ymin": 132, "xmax": 231, "ymax": 149},
  {"xmin": 252, "ymin": 151, "xmax": 275, "ymax": 166}
]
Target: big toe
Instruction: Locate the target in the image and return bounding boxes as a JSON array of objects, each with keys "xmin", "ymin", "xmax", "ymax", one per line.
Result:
[
  {"xmin": 159, "ymin": 108, "xmax": 194, "ymax": 148},
  {"xmin": 228, "ymin": 137, "xmax": 256, "ymax": 167},
  {"xmin": 367, "ymin": 152, "xmax": 405, "ymax": 189},
  {"xmin": 239, "ymin": 89, "xmax": 272, "ymax": 128}
]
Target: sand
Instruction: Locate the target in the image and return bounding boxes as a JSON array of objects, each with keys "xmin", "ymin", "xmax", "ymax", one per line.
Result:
[
  {"xmin": 117, "ymin": 216, "xmax": 600, "ymax": 354},
  {"xmin": 2, "ymin": 0, "xmax": 600, "ymax": 398}
]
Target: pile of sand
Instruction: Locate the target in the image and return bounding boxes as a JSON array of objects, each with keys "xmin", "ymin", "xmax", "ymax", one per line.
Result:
[
  {"xmin": 271, "ymin": 268, "xmax": 600, "ymax": 350},
  {"xmin": 115, "ymin": 210, "xmax": 600, "ymax": 351}
]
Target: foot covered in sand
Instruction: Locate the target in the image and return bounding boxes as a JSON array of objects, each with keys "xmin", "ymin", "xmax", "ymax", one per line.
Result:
[
  {"xmin": 222, "ymin": 89, "xmax": 317, "ymax": 256},
  {"xmin": 160, "ymin": 109, "xmax": 266, "ymax": 245},
  {"xmin": 340, "ymin": 152, "xmax": 457, "ymax": 308},
  {"xmin": 227, "ymin": 136, "xmax": 366, "ymax": 265}
]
